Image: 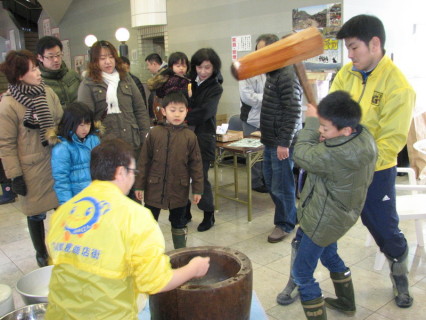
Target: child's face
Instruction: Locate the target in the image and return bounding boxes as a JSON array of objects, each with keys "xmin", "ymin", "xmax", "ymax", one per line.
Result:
[
  {"xmin": 172, "ymin": 60, "xmax": 188, "ymax": 76},
  {"xmin": 76, "ymin": 122, "xmax": 91, "ymax": 139},
  {"xmin": 318, "ymin": 116, "xmax": 350, "ymax": 142},
  {"xmin": 161, "ymin": 102, "xmax": 188, "ymax": 126},
  {"xmin": 196, "ymin": 60, "xmax": 213, "ymax": 81}
]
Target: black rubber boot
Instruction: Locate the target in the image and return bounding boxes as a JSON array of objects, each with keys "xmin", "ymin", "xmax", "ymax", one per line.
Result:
[
  {"xmin": 277, "ymin": 239, "xmax": 300, "ymax": 305},
  {"xmin": 197, "ymin": 211, "xmax": 215, "ymax": 232},
  {"xmin": 387, "ymin": 247, "xmax": 413, "ymax": 308},
  {"xmin": 302, "ymin": 296, "xmax": 327, "ymax": 320},
  {"xmin": 324, "ymin": 268, "xmax": 356, "ymax": 315},
  {"xmin": 0, "ymin": 180, "xmax": 16, "ymax": 205},
  {"xmin": 171, "ymin": 227, "xmax": 187, "ymax": 249},
  {"xmin": 27, "ymin": 218, "xmax": 49, "ymax": 267}
]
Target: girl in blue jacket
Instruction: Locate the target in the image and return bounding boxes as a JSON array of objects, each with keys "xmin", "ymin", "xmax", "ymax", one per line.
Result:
[{"xmin": 50, "ymin": 102, "xmax": 100, "ymax": 204}]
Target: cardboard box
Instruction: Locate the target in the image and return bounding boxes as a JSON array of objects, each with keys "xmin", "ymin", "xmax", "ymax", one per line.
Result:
[
  {"xmin": 217, "ymin": 130, "xmax": 243, "ymax": 142},
  {"xmin": 216, "ymin": 114, "xmax": 228, "ymax": 126}
]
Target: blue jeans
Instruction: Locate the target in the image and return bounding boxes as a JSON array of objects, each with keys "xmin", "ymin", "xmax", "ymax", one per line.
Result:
[
  {"xmin": 292, "ymin": 228, "xmax": 347, "ymax": 302},
  {"xmin": 262, "ymin": 145, "xmax": 296, "ymax": 232}
]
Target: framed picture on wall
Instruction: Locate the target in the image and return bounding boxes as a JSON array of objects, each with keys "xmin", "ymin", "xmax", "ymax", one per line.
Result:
[
  {"xmin": 61, "ymin": 40, "xmax": 71, "ymax": 69},
  {"xmin": 9, "ymin": 30, "xmax": 16, "ymax": 50},
  {"xmin": 74, "ymin": 55, "xmax": 85, "ymax": 75},
  {"xmin": 52, "ymin": 27, "xmax": 60, "ymax": 39},
  {"xmin": 292, "ymin": 3, "xmax": 342, "ymax": 70},
  {"xmin": 43, "ymin": 19, "xmax": 51, "ymax": 36}
]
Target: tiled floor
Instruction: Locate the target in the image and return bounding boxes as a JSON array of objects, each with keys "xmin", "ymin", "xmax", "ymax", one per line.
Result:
[{"xmin": 0, "ymin": 165, "xmax": 425, "ymax": 319}]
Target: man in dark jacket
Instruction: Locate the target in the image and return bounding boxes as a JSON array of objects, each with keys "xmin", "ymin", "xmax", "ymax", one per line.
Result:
[
  {"xmin": 260, "ymin": 33, "xmax": 302, "ymax": 243},
  {"xmin": 145, "ymin": 53, "xmax": 168, "ymax": 122},
  {"xmin": 121, "ymin": 56, "xmax": 148, "ymax": 108},
  {"xmin": 37, "ymin": 36, "xmax": 81, "ymax": 107}
]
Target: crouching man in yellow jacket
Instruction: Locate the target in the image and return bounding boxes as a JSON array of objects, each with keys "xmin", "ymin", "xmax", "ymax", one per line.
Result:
[{"xmin": 45, "ymin": 139, "xmax": 209, "ymax": 319}]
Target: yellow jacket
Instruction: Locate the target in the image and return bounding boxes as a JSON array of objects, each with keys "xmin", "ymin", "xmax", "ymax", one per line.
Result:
[
  {"xmin": 330, "ymin": 55, "xmax": 415, "ymax": 171},
  {"xmin": 46, "ymin": 180, "xmax": 173, "ymax": 320}
]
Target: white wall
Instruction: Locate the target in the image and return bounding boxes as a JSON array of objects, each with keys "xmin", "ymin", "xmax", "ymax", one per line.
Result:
[
  {"xmin": 344, "ymin": 0, "xmax": 425, "ymax": 114},
  {"xmin": 167, "ymin": 0, "xmax": 331, "ymax": 116}
]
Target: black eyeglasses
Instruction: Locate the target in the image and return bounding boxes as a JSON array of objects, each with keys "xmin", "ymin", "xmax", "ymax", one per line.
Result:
[
  {"xmin": 126, "ymin": 167, "xmax": 139, "ymax": 175},
  {"xmin": 42, "ymin": 52, "xmax": 64, "ymax": 61}
]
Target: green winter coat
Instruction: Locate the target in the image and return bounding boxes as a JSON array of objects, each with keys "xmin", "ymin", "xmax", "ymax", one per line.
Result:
[
  {"xmin": 294, "ymin": 117, "xmax": 377, "ymax": 247},
  {"xmin": 40, "ymin": 62, "xmax": 81, "ymax": 107}
]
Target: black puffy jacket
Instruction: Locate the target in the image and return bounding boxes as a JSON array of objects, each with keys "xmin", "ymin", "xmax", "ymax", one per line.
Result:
[{"xmin": 260, "ymin": 66, "xmax": 302, "ymax": 148}]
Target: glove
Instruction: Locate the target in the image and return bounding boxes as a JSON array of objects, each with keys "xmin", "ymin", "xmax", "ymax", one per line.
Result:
[{"xmin": 12, "ymin": 176, "xmax": 27, "ymax": 196}]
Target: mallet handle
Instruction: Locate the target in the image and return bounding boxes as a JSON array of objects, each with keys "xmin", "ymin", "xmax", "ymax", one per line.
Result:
[{"xmin": 294, "ymin": 62, "xmax": 317, "ymax": 107}]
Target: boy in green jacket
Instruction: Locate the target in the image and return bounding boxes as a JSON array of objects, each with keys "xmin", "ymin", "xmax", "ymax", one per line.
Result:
[{"xmin": 278, "ymin": 91, "xmax": 377, "ymax": 320}]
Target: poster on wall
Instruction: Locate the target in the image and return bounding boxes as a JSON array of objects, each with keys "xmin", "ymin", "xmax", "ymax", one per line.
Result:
[
  {"xmin": 61, "ymin": 40, "xmax": 71, "ymax": 69},
  {"xmin": 231, "ymin": 35, "xmax": 252, "ymax": 61},
  {"xmin": 131, "ymin": 49, "xmax": 138, "ymax": 61},
  {"xmin": 51, "ymin": 27, "xmax": 60, "ymax": 39},
  {"xmin": 292, "ymin": 3, "xmax": 342, "ymax": 70},
  {"xmin": 43, "ymin": 19, "xmax": 51, "ymax": 36},
  {"xmin": 74, "ymin": 55, "xmax": 85, "ymax": 75},
  {"xmin": 9, "ymin": 30, "xmax": 17, "ymax": 50}
]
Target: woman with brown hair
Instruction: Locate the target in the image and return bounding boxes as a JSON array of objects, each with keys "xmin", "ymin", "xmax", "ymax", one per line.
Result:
[
  {"xmin": 0, "ymin": 50, "xmax": 63, "ymax": 267},
  {"xmin": 77, "ymin": 40, "xmax": 150, "ymax": 156}
]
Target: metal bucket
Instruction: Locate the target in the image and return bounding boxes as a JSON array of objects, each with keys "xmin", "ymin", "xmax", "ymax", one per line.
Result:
[
  {"xmin": 150, "ymin": 246, "xmax": 253, "ymax": 320},
  {"xmin": 0, "ymin": 303, "xmax": 47, "ymax": 320}
]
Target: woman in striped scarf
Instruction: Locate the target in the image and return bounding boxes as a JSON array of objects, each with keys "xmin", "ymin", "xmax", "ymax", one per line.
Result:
[{"xmin": 0, "ymin": 50, "xmax": 63, "ymax": 267}]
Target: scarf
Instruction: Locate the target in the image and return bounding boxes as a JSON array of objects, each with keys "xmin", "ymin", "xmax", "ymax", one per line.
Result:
[
  {"xmin": 40, "ymin": 61, "xmax": 68, "ymax": 80},
  {"xmin": 102, "ymin": 70, "xmax": 121, "ymax": 114},
  {"xmin": 9, "ymin": 81, "xmax": 54, "ymax": 146}
]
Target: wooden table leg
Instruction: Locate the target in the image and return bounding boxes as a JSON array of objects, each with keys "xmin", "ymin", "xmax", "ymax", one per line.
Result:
[{"xmin": 247, "ymin": 153, "xmax": 253, "ymax": 222}]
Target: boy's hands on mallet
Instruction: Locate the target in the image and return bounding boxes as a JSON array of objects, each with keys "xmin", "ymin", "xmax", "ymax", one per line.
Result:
[{"xmin": 306, "ymin": 103, "xmax": 318, "ymax": 118}]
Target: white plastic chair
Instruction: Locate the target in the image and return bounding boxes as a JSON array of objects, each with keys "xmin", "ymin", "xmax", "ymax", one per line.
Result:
[{"xmin": 365, "ymin": 167, "xmax": 426, "ymax": 270}]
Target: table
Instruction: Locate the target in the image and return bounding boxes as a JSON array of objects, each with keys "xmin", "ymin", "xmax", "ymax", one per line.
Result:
[{"xmin": 214, "ymin": 139, "xmax": 264, "ymax": 222}]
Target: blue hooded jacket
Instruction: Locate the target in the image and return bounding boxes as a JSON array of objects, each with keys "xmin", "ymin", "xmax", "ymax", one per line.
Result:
[{"xmin": 51, "ymin": 133, "xmax": 100, "ymax": 204}]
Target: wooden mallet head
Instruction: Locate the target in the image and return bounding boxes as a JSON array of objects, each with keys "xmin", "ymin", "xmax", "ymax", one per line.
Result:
[
  {"xmin": 231, "ymin": 27, "xmax": 324, "ymax": 81},
  {"xmin": 231, "ymin": 27, "xmax": 324, "ymax": 106}
]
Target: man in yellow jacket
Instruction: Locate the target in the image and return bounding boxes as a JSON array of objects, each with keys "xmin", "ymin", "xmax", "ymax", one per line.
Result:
[
  {"xmin": 46, "ymin": 139, "xmax": 210, "ymax": 319},
  {"xmin": 330, "ymin": 15, "xmax": 415, "ymax": 310}
]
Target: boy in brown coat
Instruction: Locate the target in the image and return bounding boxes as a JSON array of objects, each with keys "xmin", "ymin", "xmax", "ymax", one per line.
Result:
[{"xmin": 135, "ymin": 92, "xmax": 203, "ymax": 249}]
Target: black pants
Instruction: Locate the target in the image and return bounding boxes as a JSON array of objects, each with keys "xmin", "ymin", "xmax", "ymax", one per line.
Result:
[
  {"xmin": 196, "ymin": 160, "xmax": 214, "ymax": 212},
  {"xmin": 145, "ymin": 204, "xmax": 187, "ymax": 229}
]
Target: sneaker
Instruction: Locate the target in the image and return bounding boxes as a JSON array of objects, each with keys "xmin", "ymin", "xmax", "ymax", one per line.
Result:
[
  {"xmin": 268, "ymin": 227, "xmax": 289, "ymax": 243},
  {"xmin": 252, "ymin": 185, "xmax": 268, "ymax": 193}
]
